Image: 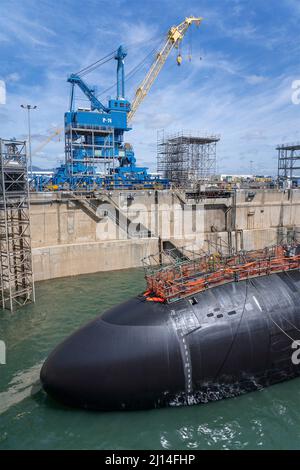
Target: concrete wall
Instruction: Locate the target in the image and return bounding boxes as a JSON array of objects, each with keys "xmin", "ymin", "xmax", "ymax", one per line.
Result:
[
  {"xmin": 33, "ymin": 239, "xmax": 158, "ymax": 281},
  {"xmin": 30, "ymin": 188, "xmax": 300, "ymax": 281}
]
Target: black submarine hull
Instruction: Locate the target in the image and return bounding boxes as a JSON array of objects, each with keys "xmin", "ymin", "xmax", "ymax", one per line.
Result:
[{"xmin": 40, "ymin": 269, "xmax": 300, "ymax": 410}]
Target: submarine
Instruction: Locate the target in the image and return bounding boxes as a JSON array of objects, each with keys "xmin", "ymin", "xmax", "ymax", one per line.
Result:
[{"xmin": 40, "ymin": 246, "xmax": 300, "ymax": 411}]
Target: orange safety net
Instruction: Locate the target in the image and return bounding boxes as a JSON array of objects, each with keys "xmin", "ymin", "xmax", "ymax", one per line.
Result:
[{"xmin": 144, "ymin": 245, "xmax": 300, "ymax": 303}]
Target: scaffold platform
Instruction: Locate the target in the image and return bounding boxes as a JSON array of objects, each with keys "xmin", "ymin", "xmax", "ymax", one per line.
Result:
[{"xmin": 142, "ymin": 244, "xmax": 300, "ymax": 303}]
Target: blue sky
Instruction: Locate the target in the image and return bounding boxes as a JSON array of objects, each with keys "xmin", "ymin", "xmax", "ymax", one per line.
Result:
[{"xmin": 0, "ymin": 0, "xmax": 299, "ymax": 174}]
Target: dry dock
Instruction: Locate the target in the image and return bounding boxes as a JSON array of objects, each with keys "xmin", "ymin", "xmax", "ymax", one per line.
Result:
[{"xmin": 30, "ymin": 188, "xmax": 300, "ymax": 281}]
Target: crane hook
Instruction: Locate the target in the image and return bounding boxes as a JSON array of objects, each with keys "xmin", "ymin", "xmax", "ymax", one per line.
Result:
[{"xmin": 177, "ymin": 54, "xmax": 182, "ymax": 66}]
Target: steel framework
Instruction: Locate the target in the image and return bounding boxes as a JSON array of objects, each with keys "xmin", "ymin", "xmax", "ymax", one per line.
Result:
[
  {"xmin": 142, "ymin": 244, "xmax": 300, "ymax": 303},
  {"xmin": 128, "ymin": 17, "xmax": 202, "ymax": 121},
  {"xmin": 65, "ymin": 123, "xmax": 116, "ymax": 187},
  {"xmin": 0, "ymin": 139, "xmax": 35, "ymax": 311},
  {"xmin": 277, "ymin": 143, "xmax": 300, "ymax": 186},
  {"xmin": 157, "ymin": 130, "xmax": 220, "ymax": 186}
]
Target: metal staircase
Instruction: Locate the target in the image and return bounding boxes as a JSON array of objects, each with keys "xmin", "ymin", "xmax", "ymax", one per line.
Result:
[{"xmin": 69, "ymin": 192, "xmax": 153, "ymax": 239}]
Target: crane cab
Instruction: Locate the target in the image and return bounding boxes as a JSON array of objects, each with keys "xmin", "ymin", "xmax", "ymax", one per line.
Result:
[{"xmin": 108, "ymin": 99, "xmax": 131, "ymax": 112}]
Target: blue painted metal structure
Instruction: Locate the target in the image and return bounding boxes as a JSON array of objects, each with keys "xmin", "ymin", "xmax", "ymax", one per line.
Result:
[{"xmin": 49, "ymin": 45, "xmax": 169, "ymax": 190}]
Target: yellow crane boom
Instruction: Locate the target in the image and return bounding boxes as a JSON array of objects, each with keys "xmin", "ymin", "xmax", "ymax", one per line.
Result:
[
  {"xmin": 127, "ymin": 16, "xmax": 203, "ymax": 122},
  {"xmin": 32, "ymin": 128, "xmax": 63, "ymax": 156},
  {"xmin": 32, "ymin": 17, "xmax": 202, "ymax": 156}
]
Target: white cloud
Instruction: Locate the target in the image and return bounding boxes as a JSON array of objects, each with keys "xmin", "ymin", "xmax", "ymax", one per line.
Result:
[
  {"xmin": 5, "ymin": 72, "xmax": 20, "ymax": 83},
  {"xmin": 129, "ymin": 69, "xmax": 300, "ymax": 174},
  {"xmin": 0, "ymin": 0, "xmax": 299, "ymax": 176},
  {"xmin": 0, "ymin": 81, "xmax": 6, "ymax": 105},
  {"xmin": 245, "ymin": 74, "xmax": 267, "ymax": 85},
  {"xmin": 284, "ymin": 0, "xmax": 300, "ymax": 16}
]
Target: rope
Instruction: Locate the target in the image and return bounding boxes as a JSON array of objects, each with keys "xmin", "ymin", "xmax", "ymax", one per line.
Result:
[
  {"xmin": 125, "ymin": 30, "xmax": 167, "ymax": 51},
  {"xmin": 267, "ymin": 315, "xmax": 298, "ymax": 342},
  {"xmin": 72, "ymin": 31, "xmax": 168, "ymax": 99},
  {"xmin": 96, "ymin": 42, "xmax": 163, "ymax": 99},
  {"xmin": 213, "ymin": 279, "xmax": 249, "ymax": 381},
  {"xmin": 272, "ymin": 271, "xmax": 300, "ymax": 334},
  {"xmin": 213, "ymin": 274, "xmax": 300, "ymax": 382},
  {"xmin": 273, "ymin": 312, "xmax": 300, "ymax": 335},
  {"xmin": 77, "ymin": 55, "xmax": 114, "ymax": 77},
  {"xmin": 252, "ymin": 280, "xmax": 300, "ymax": 343},
  {"xmin": 76, "ymin": 50, "xmax": 117, "ymax": 76},
  {"xmin": 75, "ymin": 32, "xmax": 166, "ymax": 91}
]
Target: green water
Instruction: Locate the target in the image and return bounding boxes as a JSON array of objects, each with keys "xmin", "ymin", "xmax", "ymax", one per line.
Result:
[{"xmin": 0, "ymin": 267, "xmax": 300, "ymax": 450}]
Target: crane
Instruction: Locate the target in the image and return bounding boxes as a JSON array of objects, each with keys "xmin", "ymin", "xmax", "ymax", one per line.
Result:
[
  {"xmin": 36, "ymin": 16, "xmax": 203, "ymax": 190},
  {"xmin": 68, "ymin": 74, "xmax": 109, "ymax": 113},
  {"xmin": 32, "ymin": 127, "xmax": 63, "ymax": 157},
  {"xmin": 128, "ymin": 16, "xmax": 202, "ymax": 122},
  {"xmin": 33, "ymin": 18, "xmax": 202, "ymax": 163},
  {"xmin": 66, "ymin": 17, "xmax": 202, "ymax": 123},
  {"xmin": 67, "ymin": 45, "xmax": 129, "ymax": 115}
]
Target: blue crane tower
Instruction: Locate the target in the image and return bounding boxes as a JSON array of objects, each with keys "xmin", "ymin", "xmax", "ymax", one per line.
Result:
[
  {"xmin": 50, "ymin": 16, "xmax": 202, "ymax": 190},
  {"xmin": 53, "ymin": 46, "xmax": 153, "ymax": 190}
]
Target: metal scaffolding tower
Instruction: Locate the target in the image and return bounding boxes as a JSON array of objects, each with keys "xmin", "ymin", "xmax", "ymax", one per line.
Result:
[
  {"xmin": 0, "ymin": 139, "xmax": 35, "ymax": 311},
  {"xmin": 65, "ymin": 122, "xmax": 116, "ymax": 187},
  {"xmin": 157, "ymin": 130, "xmax": 220, "ymax": 187},
  {"xmin": 277, "ymin": 143, "xmax": 300, "ymax": 186}
]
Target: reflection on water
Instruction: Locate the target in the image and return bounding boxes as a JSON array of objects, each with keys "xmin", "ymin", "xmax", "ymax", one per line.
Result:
[
  {"xmin": 0, "ymin": 267, "xmax": 300, "ymax": 450},
  {"xmin": 0, "ymin": 362, "xmax": 42, "ymax": 415}
]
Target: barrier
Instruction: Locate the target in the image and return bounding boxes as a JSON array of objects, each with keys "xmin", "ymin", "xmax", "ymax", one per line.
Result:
[{"xmin": 143, "ymin": 245, "xmax": 300, "ymax": 303}]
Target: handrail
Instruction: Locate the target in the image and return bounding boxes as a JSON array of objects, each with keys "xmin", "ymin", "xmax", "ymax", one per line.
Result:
[{"xmin": 144, "ymin": 247, "xmax": 300, "ymax": 303}]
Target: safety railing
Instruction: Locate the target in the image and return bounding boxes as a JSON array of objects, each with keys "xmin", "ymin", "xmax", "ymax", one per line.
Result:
[{"xmin": 142, "ymin": 245, "xmax": 300, "ymax": 303}]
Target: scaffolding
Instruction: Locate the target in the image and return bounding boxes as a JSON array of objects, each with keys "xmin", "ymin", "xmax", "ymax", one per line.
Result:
[
  {"xmin": 142, "ymin": 244, "xmax": 300, "ymax": 303},
  {"xmin": 65, "ymin": 122, "xmax": 116, "ymax": 186},
  {"xmin": 157, "ymin": 130, "xmax": 220, "ymax": 187},
  {"xmin": 277, "ymin": 142, "xmax": 300, "ymax": 186},
  {"xmin": 0, "ymin": 139, "xmax": 35, "ymax": 311}
]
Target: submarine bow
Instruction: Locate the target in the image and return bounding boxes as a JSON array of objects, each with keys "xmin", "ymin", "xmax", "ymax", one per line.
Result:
[{"xmin": 40, "ymin": 269, "xmax": 300, "ymax": 410}]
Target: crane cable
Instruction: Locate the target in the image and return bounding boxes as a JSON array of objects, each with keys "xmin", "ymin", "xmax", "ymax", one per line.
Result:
[
  {"xmin": 78, "ymin": 55, "xmax": 116, "ymax": 78},
  {"xmin": 76, "ymin": 49, "xmax": 117, "ymax": 77},
  {"xmin": 188, "ymin": 27, "xmax": 192, "ymax": 61},
  {"xmin": 33, "ymin": 37, "xmax": 166, "ymax": 152},
  {"xmin": 31, "ymin": 29, "xmax": 178, "ymax": 157},
  {"xmin": 75, "ymin": 32, "xmax": 166, "ymax": 79},
  {"xmin": 95, "ymin": 43, "xmax": 164, "ymax": 99}
]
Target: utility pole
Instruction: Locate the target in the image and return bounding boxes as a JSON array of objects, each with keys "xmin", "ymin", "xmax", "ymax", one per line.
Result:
[{"xmin": 21, "ymin": 104, "xmax": 37, "ymax": 178}]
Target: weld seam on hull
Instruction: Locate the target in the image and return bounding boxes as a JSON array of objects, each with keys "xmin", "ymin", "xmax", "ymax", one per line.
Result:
[{"xmin": 170, "ymin": 309, "xmax": 193, "ymax": 395}]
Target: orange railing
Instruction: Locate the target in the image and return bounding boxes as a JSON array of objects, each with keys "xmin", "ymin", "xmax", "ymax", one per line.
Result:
[{"xmin": 144, "ymin": 245, "xmax": 300, "ymax": 303}]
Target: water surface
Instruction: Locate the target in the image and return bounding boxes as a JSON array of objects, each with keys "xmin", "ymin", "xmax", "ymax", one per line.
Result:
[{"xmin": 0, "ymin": 268, "xmax": 299, "ymax": 450}]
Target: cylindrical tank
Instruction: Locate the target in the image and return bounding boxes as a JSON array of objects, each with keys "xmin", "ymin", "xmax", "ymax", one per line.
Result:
[{"xmin": 40, "ymin": 269, "xmax": 300, "ymax": 411}]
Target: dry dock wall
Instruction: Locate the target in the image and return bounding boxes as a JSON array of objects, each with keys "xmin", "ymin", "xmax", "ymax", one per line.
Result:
[{"xmin": 30, "ymin": 189, "xmax": 300, "ymax": 281}]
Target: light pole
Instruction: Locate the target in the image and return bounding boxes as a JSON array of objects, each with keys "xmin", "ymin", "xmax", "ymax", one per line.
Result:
[{"xmin": 21, "ymin": 104, "xmax": 37, "ymax": 178}]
